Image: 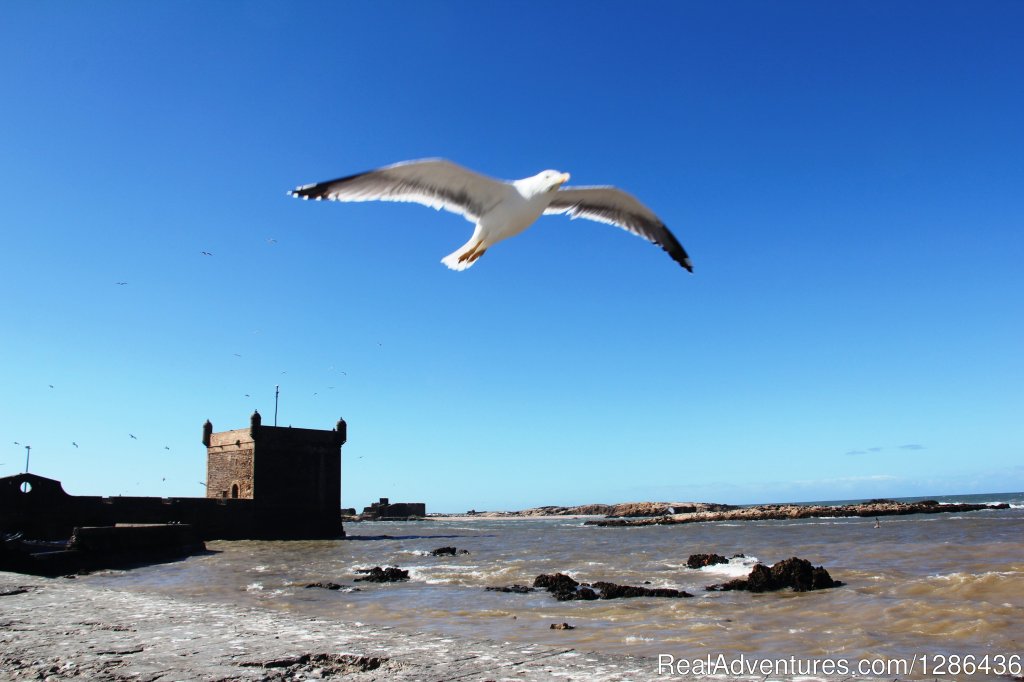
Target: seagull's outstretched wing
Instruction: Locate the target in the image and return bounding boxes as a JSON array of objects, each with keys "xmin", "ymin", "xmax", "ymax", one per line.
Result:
[
  {"xmin": 289, "ymin": 159, "xmax": 510, "ymax": 223},
  {"xmin": 545, "ymin": 187, "xmax": 693, "ymax": 272}
]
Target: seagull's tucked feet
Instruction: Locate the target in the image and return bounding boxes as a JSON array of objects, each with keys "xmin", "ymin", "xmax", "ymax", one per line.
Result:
[{"xmin": 442, "ymin": 239, "xmax": 487, "ymax": 271}]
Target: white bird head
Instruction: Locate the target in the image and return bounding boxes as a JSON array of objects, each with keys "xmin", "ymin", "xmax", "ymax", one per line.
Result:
[{"xmin": 523, "ymin": 169, "xmax": 570, "ymax": 196}]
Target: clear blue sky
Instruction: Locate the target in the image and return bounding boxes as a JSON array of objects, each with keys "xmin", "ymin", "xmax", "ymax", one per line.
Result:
[{"xmin": 2, "ymin": 2, "xmax": 1021, "ymax": 511}]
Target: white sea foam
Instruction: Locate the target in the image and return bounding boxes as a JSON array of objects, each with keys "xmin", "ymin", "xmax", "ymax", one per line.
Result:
[
  {"xmin": 698, "ymin": 556, "xmax": 760, "ymax": 579},
  {"xmin": 245, "ymin": 582, "xmax": 263, "ymax": 591}
]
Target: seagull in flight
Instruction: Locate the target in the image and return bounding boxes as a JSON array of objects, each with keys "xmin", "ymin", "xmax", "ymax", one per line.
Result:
[
  {"xmin": 129, "ymin": 434, "xmax": 137, "ymax": 440},
  {"xmin": 201, "ymin": 251, "xmax": 214, "ymax": 256},
  {"xmin": 289, "ymin": 159, "xmax": 692, "ymax": 272},
  {"xmin": 72, "ymin": 442, "xmax": 79, "ymax": 448}
]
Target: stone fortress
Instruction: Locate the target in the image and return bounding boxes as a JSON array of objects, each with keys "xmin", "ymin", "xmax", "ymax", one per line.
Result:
[{"xmin": 0, "ymin": 412, "xmax": 347, "ymax": 540}]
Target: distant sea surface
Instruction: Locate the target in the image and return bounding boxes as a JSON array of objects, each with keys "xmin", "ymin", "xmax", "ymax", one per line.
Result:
[{"xmin": 91, "ymin": 493, "xmax": 1024, "ymax": 679}]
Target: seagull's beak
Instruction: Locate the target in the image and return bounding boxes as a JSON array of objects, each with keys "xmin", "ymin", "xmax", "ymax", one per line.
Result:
[{"xmin": 559, "ymin": 172, "xmax": 571, "ymax": 184}]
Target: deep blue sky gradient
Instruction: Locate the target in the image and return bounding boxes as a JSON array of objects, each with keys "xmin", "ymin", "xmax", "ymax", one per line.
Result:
[{"xmin": 2, "ymin": 2, "xmax": 1022, "ymax": 510}]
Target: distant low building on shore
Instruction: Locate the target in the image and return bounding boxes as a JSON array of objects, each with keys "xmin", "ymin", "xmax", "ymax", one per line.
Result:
[{"xmin": 360, "ymin": 497, "xmax": 426, "ymax": 520}]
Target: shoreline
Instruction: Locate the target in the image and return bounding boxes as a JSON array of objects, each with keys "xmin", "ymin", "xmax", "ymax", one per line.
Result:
[{"xmin": 1, "ymin": 570, "xmax": 658, "ymax": 681}]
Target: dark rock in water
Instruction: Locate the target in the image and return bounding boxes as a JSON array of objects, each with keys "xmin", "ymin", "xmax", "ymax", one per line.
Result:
[
  {"xmin": 354, "ymin": 566, "xmax": 409, "ymax": 583},
  {"xmin": 534, "ymin": 573, "xmax": 579, "ymax": 593},
  {"xmin": 812, "ymin": 566, "xmax": 838, "ymax": 589},
  {"xmin": 305, "ymin": 582, "xmax": 343, "ymax": 590},
  {"xmin": 746, "ymin": 563, "xmax": 777, "ymax": 592},
  {"xmin": 555, "ymin": 586, "xmax": 598, "ymax": 601},
  {"xmin": 770, "ymin": 557, "xmax": 816, "ymax": 591},
  {"xmin": 485, "ymin": 584, "xmax": 535, "ymax": 593},
  {"xmin": 592, "ymin": 581, "xmax": 692, "ymax": 599},
  {"xmin": 706, "ymin": 557, "xmax": 842, "ymax": 592},
  {"xmin": 687, "ymin": 553, "xmax": 729, "ymax": 569},
  {"xmin": 430, "ymin": 546, "xmax": 469, "ymax": 556},
  {"xmin": 531, "ymin": 572, "xmax": 691, "ymax": 600},
  {"xmin": 550, "ymin": 622, "xmax": 575, "ymax": 630}
]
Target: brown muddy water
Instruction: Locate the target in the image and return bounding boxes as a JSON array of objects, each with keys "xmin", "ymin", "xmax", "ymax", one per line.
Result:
[{"xmin": 88, "ymin": 493, "xmax": 1023, "ymax": 679}]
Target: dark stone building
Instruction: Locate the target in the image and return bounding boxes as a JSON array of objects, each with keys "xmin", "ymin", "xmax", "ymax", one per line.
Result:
[
  {"xmin": 360, "ymin": 497, "xmax": 426, "ymax": 520},
  {"xmin": 0, "ymin": 413, "xmax": 347, "ymax": 541}
]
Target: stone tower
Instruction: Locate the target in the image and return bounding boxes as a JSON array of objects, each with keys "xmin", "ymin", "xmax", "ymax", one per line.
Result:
[{"xmin": 203, "ymin": 411, "xmax": 347, "ymax": 537}]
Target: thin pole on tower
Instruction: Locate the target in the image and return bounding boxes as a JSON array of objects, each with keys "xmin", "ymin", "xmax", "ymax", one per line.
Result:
[
  {"xmin": 24, "ymin": 445, "xmax": 31, "ymax": 474},
  {"xmin": 274, "ymin": 385, "xmax": 280, "ymax": 426}
]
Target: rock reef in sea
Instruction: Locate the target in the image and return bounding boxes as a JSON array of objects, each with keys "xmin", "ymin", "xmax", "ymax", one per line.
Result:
[
  {"xmin": 429, "ymin": 546, "xmax": 470, "ymax": 556},
  {"xmin": 686, "ymin": 553, "xmax": 729, "ymax": 568},
  {"xmin": 354, "ymin": 566, "xmax": 409, "ymax": 583},
  {"xmin": 586, "ymin": 500, "xmax": 1010, "ymax": 527},
  {"xmin": 705, "ymin": 557, "xmax": 841, "ymax": 592},
  {"xmin": 528, "ymin": 573, "xmax": 692, "ymax": 601}
]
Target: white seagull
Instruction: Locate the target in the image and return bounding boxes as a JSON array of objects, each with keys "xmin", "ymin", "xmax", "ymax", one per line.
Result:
[{"xmin": 289, "ymin": 159, "xmax": 692, "ymax": 272}]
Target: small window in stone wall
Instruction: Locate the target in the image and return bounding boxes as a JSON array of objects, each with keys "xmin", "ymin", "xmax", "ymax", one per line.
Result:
[{"xmin": 231, "ymin": 483, "xmax": 239, "ymax": 499}]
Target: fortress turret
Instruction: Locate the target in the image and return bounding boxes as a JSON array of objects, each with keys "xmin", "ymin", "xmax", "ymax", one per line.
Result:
[{"xmin": 336, "ymin": 417, "xmax": 347, "ymax": 445}]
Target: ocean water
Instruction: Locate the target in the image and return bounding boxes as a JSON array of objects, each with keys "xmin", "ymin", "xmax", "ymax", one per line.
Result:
[{"xmin": 89, "ymin": 493, "xmax": 1024, "ymax": 679}]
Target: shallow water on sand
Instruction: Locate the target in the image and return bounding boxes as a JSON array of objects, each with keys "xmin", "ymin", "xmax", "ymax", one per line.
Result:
[{"xmin": 90, "ymin": 494, "xmax": 1024, "ymax": 679}]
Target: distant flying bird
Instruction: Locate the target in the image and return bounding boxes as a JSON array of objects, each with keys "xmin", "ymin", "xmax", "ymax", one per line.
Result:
[
  {"xmin": 72, "ymin": 442, "xmax": 78, "ymax": 448},
  {"xmin": 49, "ymin": 384, "xmax": 54, "ymax": 389},
  {"xmin": 233, "ymin": 353, "xmax": 242, "ymax": 357},
  {"xmin": 115, "ymin": 281, "xmax": 128, "ymax": 286},
  {"xmin": 164, "ymin": 446, "xmax": 170, "ymax": 450},
  {"xmin": 201, "ymin": 251, "xmax": 213, "ymax": 256},
  {"xmin": 244, "ymin": 394, "xmax": 250, "ymax": 398},
  {"xmin": 129, "ymin": 434, "xmax": 137, "ymax": 440},
  {"xmin": 13, "ymin": 442, "xmax": 18, "ymax": 446},
  {"xmin": 289, "ymin": 159, "xmax": 692, "ymax": 272},
  {"xmin": 267, "ymin": 238, "xmax": 277, "ymax": 244}
]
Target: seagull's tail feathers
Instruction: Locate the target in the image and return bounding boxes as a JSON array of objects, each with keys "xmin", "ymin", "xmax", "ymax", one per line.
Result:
[{"xmin": 441, "ymin": 238, "xmax": 488, "ymax": 271}]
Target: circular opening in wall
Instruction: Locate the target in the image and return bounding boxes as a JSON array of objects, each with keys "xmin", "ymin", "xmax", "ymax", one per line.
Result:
[{"xmin": 20, "ymin": 481, "xmax": 32, "ymax": 494}]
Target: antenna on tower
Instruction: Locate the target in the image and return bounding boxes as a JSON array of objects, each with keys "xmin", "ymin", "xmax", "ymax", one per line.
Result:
[{"xmin": 274, "ymin": 385, "xmax": 280, "ymax": 426}]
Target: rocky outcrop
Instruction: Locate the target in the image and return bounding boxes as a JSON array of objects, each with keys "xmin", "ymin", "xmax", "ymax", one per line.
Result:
[
  {"xmin": 304, "ymin": 582, "xmax": 343, "ymax": 590},
  {"xmin": 430, "ymin": 546, "xmax": 470, "ymax": 556},
  {"xmin": 687, "ymin": 553, "xmax": 729, "ymax": 568},
  {"xmin": 447, "ymin": 501, "xmax": 735, "ymax": 518},
  {"xmin": 530, "ymin": 573, "xmax": 691, "ymax": 601},
  {"xmin": 706, "ymin": 557, "xmax": 841, "ymax": 592},
  {"xmin": 354, "ymin": 567, "xmax": 409, "ymax": 583},
  {"xmin": 605, "ymin": 502, "xmax": 735, "ymax": 518},
  {"xmin": 587, "ymin": 501, "xmax": 1009, "ymax": 527},
  {"xmin": 485, "ymin": 584, "xmax": 535, "ymax": 593}
]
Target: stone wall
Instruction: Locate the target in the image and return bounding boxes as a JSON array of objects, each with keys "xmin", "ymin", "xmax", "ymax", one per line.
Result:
[{"xmin": 206, "ymin": 428, "xmax": 254, "ymax": 499}]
